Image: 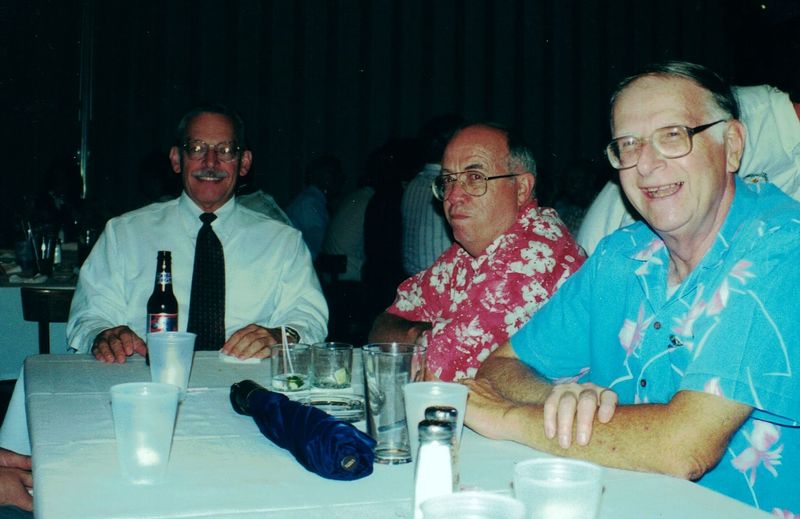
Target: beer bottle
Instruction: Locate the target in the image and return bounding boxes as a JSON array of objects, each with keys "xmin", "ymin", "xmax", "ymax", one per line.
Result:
[{"xmin": 147, "ymin": 250, "xmax": 178, "ymax": 333}]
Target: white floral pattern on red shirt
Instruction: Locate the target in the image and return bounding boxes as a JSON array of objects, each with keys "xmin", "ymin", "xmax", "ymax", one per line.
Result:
[{"xmin": 388, "ymin": 202, "xmax": 584, "ymax": 381}]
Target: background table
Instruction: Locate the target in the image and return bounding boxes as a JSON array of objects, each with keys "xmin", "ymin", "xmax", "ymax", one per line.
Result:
[
  {"xmin": 25, "ymin": 353, "xmax": 768, "ymax": 519},
  {"xmin": 0, "ymin": 284, "xmax": 71, "ymax": 380}
]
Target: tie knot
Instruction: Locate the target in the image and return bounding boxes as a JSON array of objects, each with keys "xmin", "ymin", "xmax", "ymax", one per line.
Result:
[{"xmin": 200, "ymin": 213, "xmax": 217, "ymax": 225}]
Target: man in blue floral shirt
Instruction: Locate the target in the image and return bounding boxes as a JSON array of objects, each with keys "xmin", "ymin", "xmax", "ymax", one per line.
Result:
[{"xmin": 465, "ymin": 61, "xmax": 800, "ymax": 515}]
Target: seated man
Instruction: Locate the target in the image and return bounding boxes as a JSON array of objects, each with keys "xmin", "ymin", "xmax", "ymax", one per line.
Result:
[
  {"xmin": 577, "ymin": 83, "xmax": 800, "ymax": 254},
  {"xmin": 369, "ymin": 123, "xmax": 584, "ymax": 381},
  {"xmin": 67, "ymin": 105, "xmax": 328, "ymax": 362},
  {"xmin": 465, "ymin": 61, "xmax": 799, "ymax": 515}
]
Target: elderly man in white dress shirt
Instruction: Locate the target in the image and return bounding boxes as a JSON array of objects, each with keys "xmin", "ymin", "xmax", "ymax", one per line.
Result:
[{"xmin": 67, "ymin": 105, "xmax": 328, "ymax": 363}]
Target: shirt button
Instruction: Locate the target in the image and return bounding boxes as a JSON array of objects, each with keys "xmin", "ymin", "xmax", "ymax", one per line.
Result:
[
  {"xmin": 653, "ymin": 322, "xmax": 662, "ymax": 330},
  {"xmin": 640, "ymin": 379, "xmax": 647, "ymax": 387}
]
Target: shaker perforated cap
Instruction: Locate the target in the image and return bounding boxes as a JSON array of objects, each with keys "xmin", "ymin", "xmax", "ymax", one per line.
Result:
[
  {"xmin": 418, "ymin": 419, "xmax": 454, "ymax": 441},
  {"xmin": 425, "ymin": 406, "xmax": 457, "ymax": 424}
]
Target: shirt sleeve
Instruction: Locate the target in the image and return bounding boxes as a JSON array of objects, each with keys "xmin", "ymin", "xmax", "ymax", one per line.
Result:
[
  {"xmin": 510, "ymin": 253, "xmax": 597, "ymax": 382},
  {"xmin": 264, "ymin": 230, "xmax": 329, "ymax": 344},
  {"xmin": 66, "ymin": 221, "xmax": 130, "ymax": 353}
]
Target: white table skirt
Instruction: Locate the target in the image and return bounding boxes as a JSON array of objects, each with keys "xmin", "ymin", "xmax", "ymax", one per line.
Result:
[{"xmin": 20, "ymin": 353, "xmax": 767, "ymax": 519}]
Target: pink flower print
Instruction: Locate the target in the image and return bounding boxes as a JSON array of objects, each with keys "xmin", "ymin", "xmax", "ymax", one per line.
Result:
[
  {"xmin": 618, "ymin": 303, "xmax": 653, "ymax": 358},
  {"xmin": 553, "ymin": 367, "xmax": 590, "ymax": 385},
  {"xmin": 729, "ymin": 260, "xmax": 755, "ymax": 285},
  {"xmin": 771, "ymin": 509, "xmax": 800, "ymax": 518},
  {"xmin": 703, "ymin": 377, "xmax": 724, "ymax": 397},
  {"xmin": 672, "ymin": 291, "xmax": 706, "ymax": 339},
  {"xmin": 633, "ymin": 238, "xmax": 665, "ymax": 261},
  {"xmin": 732, "ymin": 421, "xmax": 783, "ymax": 486},
  {"xmin": 706, "ymin": 278, "xmax": 729, "ymax": 316}
]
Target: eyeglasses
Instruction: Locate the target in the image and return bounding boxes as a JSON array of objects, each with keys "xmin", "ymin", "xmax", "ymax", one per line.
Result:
[
  {"xmin": 182, "ymin": 140, "xmax": 242, "ymax": 163},
  {"xmin": 432, "ymin": 170, "xmax": 520, "ymax": 201},
  {"xmin": 605, "ymin": 119, "xmax": 727, "ymax": 170}
]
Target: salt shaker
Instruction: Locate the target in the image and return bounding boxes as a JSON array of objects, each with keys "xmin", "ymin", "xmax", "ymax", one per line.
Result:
[
  {"xmin": 413, "ymin": 420, "xmax": 454, "ymax": 519},
  {"xmin": 425, "ymin": 406, "xmax": 460, "ymax": 489}
]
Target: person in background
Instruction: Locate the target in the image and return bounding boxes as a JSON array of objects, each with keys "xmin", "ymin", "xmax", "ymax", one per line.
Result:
[
  {"xmin": 285, "ymin": 156, "xmax": 343, "ymax": 260},
  {"xmin": 550, "ymin": 158, "xmax": 606, "ymax": 236},
  {"xmin": 0, "ymin": 448, "xmax": 32, "ymax": 518},
  {"xmin": 401, "ymin": 114, "xmax": 464, "ymax": 277},
  {"xmin": 369, "ymin": 123, "xmax": 584, "ymax": 381},
  {"xmin": 465, "ymin": 61, "xmax": 800, "ymax": 515},
  {"xmin": 577, "ymin": 83, "xmax": 800, "ymax": 255},
  {"xmin": 361, "ymin": 138, "xmax": 425, "ymax": 326},
  {"xmin": 67, "ymin": 104, "xmax": 327, "ymax": 363}
]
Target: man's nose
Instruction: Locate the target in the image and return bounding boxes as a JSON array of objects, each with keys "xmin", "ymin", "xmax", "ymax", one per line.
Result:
[
  {"xmin": 444, "ymin": 178, "xmax": 470, "ymax": 202},
  {"xmin": 635, "ymin": 142, "xmax": 664, "ymax": 176},
  {"xmin": 203, "ymin": 148, "xmax": 220, "ymax": 167}
]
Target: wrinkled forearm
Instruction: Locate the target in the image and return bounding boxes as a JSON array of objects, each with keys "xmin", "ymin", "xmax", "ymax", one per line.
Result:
[
  {"xmin": 494, "ymin": 392, "xmax": 751, "ymax": 480},
  {"xmin": 475, "ymin": 344, "xmax": 552, "ymax": 404},
  {"xmin": 368, "ymin": 312, "xmax": 431, "ymax": 344}
]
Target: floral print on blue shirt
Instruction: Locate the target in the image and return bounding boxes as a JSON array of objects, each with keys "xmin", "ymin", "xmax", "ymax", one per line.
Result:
[{"xmin": 512, "ymin": 177, "xmax": 800, "ymax": 515}]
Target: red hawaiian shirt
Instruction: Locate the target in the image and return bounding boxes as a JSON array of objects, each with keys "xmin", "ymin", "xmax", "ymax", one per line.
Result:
[{"xmin": 387, "ymin": 202, "xmax": 585, "ymax": 381}]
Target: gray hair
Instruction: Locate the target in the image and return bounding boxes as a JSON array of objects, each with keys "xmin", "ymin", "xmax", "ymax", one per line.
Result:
[{"xmin": 609, "ymin": 61, "xmax": 739, "ymax": 132}]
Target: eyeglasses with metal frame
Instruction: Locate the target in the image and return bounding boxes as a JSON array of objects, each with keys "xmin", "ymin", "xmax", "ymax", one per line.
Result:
[
  {"xmin": 431, "ymin": 170, "xmax": 521, "ymax": 201},
  {"xmin": 182, "ymin": 140, "xmax": 242, "ymax": 163},
  {"xmin": 605, "ymin": 119, "xmax": 727, "ymax": 170}
]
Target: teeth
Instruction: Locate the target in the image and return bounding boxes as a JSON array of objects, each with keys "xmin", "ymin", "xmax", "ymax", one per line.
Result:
[{"xmin": 643, "ymin": 182, "xmax": 682, "ymax": 198}]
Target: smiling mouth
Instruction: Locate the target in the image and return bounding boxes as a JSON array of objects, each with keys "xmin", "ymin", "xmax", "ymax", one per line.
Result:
[
  {"xmin": 192, "ymin": 170, "xmax": 227, "ymax": 182},
  {"xmin": 642, "ymin": 182, "xmax": 683, "ymax": 199}
]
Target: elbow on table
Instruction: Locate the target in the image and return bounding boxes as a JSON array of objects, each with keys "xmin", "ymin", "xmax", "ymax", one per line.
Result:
[{"xmin": 656, "ymin": 445, "xmax": 723, "ymax": 481}]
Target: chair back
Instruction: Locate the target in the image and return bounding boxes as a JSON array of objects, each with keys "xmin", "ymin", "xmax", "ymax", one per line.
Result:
[{"xmin": 20, "ymin": 287, "xmax": 75, "ymax": 354}]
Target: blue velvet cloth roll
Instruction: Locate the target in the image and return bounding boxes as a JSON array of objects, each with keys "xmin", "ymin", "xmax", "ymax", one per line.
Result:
[{"xmin": 230, "ymin": 380, "xmax": 375, "ymax": 481}]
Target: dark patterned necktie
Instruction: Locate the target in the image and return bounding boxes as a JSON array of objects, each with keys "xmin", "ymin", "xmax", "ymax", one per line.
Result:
[{"xmin": 187, "ymin": 212, "xmax": 225, "ymax": 350}]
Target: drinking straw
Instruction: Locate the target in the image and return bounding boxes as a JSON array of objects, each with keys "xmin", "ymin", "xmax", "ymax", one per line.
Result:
[{"xmin": 280, "ymin": 325, "xmax": 295, "ymax": 374}]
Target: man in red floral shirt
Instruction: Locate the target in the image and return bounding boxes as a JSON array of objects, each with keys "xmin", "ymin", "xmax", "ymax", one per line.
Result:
[{"xmin": 369, "ymin": 123, "xmax": 585, "ymax": 381}]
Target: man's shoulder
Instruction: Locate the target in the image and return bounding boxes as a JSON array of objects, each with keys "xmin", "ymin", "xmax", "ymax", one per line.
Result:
[{"xmin": 108, "ymin": 198, "xmax": 179, "ymax": 227}]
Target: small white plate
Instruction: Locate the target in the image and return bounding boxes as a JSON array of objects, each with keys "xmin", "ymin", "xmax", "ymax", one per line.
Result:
[{"xmin": 298, "ymin": 394, "xmax": 365, "ymax": 422}]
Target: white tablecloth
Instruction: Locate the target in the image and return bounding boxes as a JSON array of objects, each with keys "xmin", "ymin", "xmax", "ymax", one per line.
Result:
[{"xmin": 23, "ymin": 353, "xmax": 767, "ymax": 519}]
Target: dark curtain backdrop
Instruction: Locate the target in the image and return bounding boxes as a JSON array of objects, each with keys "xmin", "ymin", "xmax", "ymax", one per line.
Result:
[{"xmin": 3, "ymin": 0, "xmax": 797, "ymax": 243}]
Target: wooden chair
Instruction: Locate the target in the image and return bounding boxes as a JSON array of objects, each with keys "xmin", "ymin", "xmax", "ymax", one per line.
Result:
[{"xmin": 20, "ymin": 287, "xmax": 75, "ymax": 354}]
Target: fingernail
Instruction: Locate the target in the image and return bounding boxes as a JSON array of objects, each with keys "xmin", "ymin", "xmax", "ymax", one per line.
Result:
[
  {"xmin": 559, "ymin": 434, "xmax": 569, "ymax": 449},
  {"xmin": 545, "ymin": 425, "xmax": 555, "ymax": 439},
  {"xmin": 577, "ymin": 431, "xmax": 588, "ymax": 445}
]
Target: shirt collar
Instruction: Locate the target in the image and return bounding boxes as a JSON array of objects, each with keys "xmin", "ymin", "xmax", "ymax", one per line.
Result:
[
  {"xmin": 178, "ymin": 191, "xmax": 237, "ymax": 233},
  {"xmin": 625, "ymin": 176, "xmax": 752, "ymax": 268},
  {"xmin": 456, "ymin": 200, "xmax": 541, "ymax": 270}
]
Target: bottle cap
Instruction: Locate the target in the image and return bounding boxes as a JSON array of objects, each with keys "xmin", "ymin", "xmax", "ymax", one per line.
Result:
[
  {"xmin": 425, "ymin": 406, "xmax": 457, "ymax": 423},
  {"xmin": 418, "ymin": 419, "xmax": 454, "ymax": 441}
]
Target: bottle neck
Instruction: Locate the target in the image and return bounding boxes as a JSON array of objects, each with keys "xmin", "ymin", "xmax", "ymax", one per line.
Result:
[{"xmin": 154, "ymin": 256, "xmax": 174, "ymax": 293}]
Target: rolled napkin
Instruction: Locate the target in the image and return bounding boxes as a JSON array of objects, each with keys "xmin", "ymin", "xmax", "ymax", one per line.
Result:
[{"xmin": 230, "ymin": 379, "xmax": 375, "ymax": 481}]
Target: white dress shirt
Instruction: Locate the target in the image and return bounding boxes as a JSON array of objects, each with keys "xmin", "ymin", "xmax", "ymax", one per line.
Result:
[{"xmin": 67, "ymin": 192, "xmax": 328, "ymax": 352}]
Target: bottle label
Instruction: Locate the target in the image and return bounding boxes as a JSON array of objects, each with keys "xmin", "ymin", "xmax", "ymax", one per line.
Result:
[
  {"xmin": 149, "ymin": 313, "xmax": 178, "ymax": 333},
  {"xmin": 157, "ymin": 272, "xmax": 172, "ymax": 285}
]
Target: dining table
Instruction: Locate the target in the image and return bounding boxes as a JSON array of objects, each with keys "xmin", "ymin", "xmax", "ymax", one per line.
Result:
[
  {"xmin": 0, "ymin": 246, "xmax": 77, "ymax": 380},
  {"xmin": 19, "ymin": 351, "xmax": 769, "ymax": 519}
]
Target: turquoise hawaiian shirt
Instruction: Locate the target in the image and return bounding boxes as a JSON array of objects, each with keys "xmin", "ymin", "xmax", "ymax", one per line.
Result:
[{"xmin": 512, "ymin": 176, "xmax": 800, "ymax": 515}]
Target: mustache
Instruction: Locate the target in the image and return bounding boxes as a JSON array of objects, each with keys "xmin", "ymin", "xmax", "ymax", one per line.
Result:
[{"xmin": 191, "ymin": 169, "xmax": 228, "ymax": 180}]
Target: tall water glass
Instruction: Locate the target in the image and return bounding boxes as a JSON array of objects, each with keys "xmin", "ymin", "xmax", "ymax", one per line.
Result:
[{"xmin": 362, "ymin": 343, "xmax": 426, "ymax": 464}]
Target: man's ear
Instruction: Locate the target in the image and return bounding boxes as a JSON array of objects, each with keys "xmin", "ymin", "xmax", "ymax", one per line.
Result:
[
  {"xmin": 169, "ymin": 146, "xmax": 182, "ymax": 174},
  {"xmin": 516, "ymin": 172, "xmax": 535, "ymax": 204},
  {"xmin": 238, "ymin": 150, "xmax": 253, "ymax": 177},
  {"xmin": 724, "ymin": 120, "xmax": 746, "ymax": 174}
]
